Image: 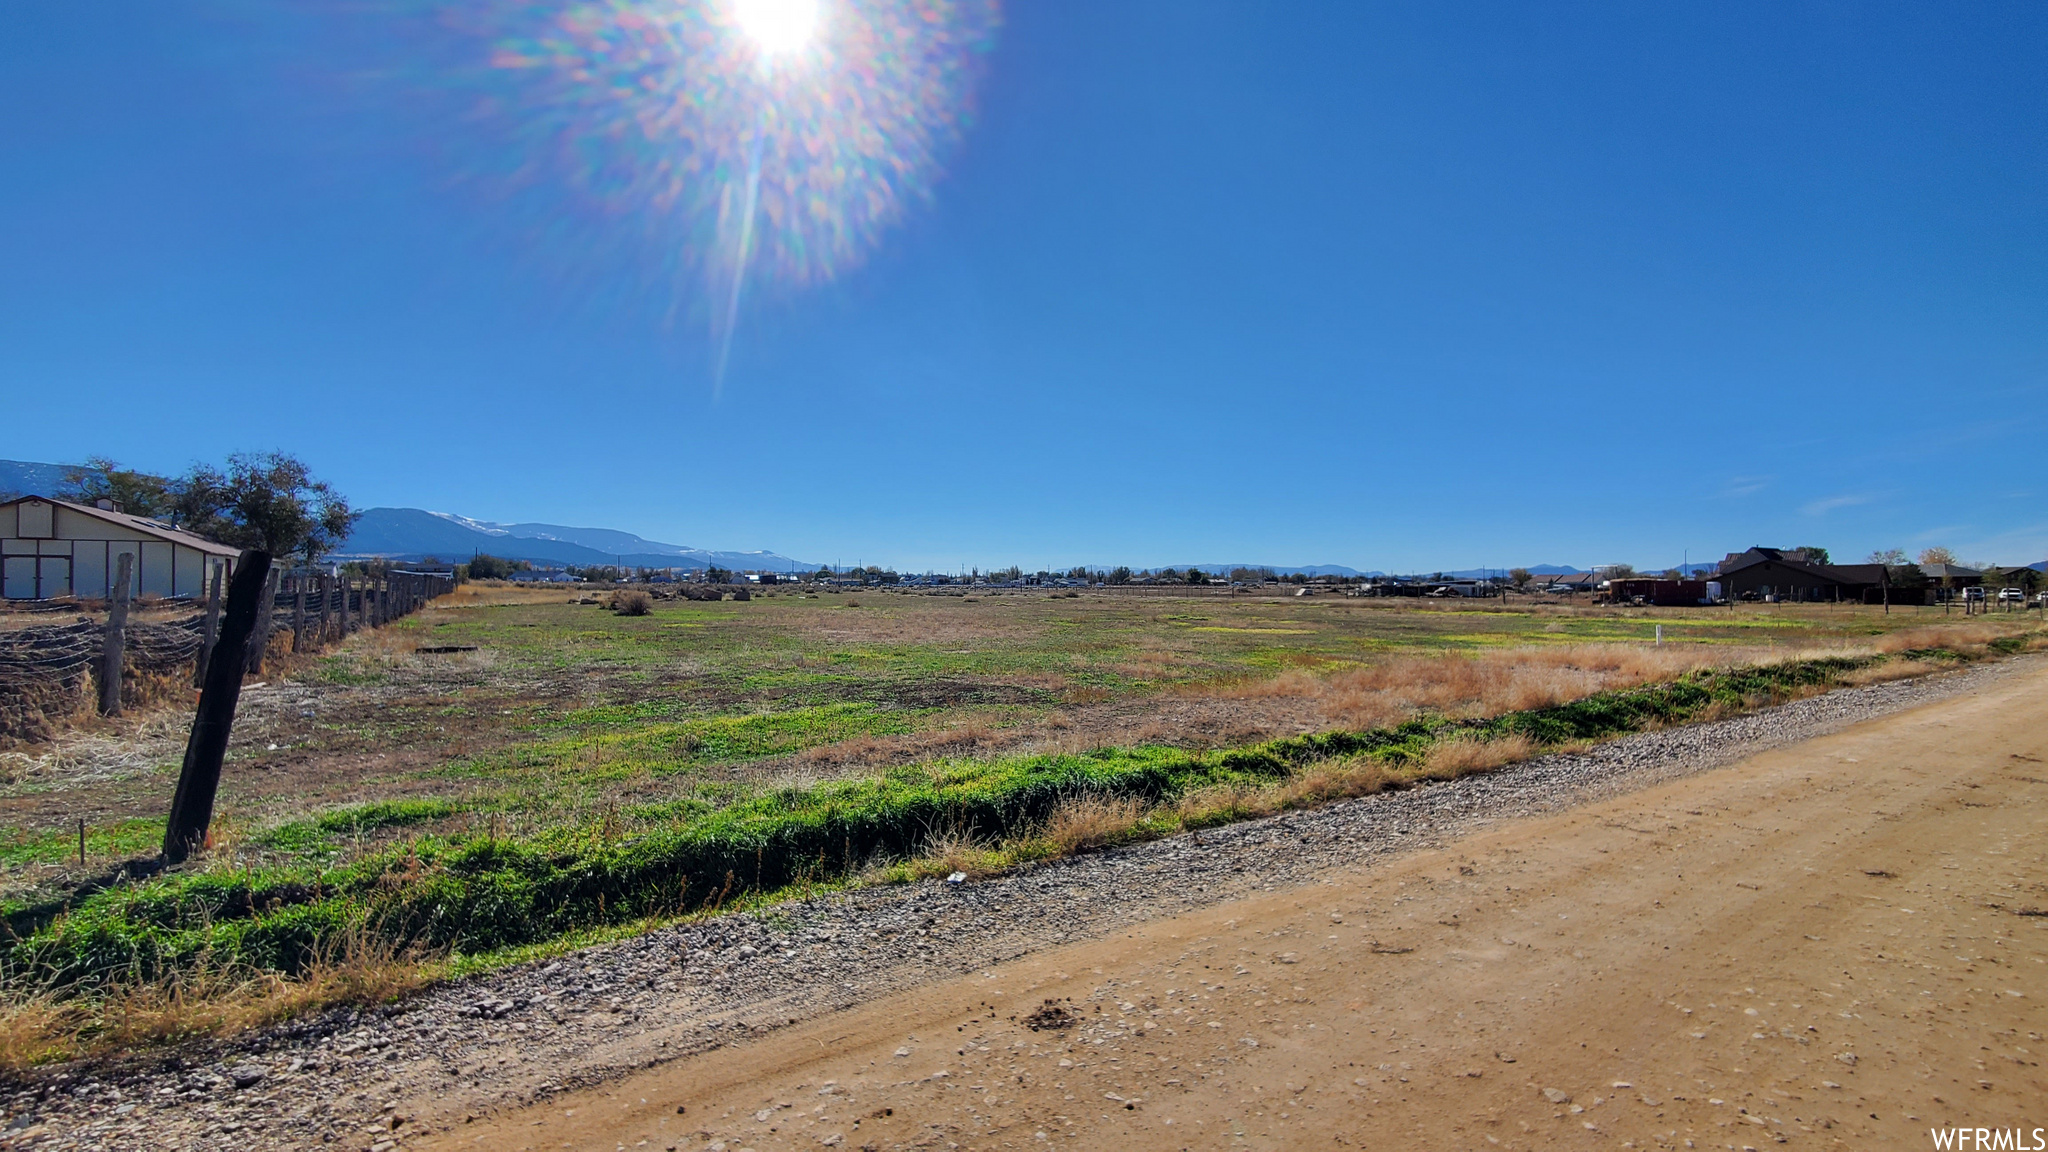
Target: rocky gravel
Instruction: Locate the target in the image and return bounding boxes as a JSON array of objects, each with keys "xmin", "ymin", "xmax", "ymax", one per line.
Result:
[{"xmin": 3, "ymin": 655, "xmax": 2033, "ymax": 1151}]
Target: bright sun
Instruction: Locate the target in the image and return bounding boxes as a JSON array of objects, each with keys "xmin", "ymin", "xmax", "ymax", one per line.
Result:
[{"xmin": 733, "ymin": 0, "xmax": 821, "ymax": 56}]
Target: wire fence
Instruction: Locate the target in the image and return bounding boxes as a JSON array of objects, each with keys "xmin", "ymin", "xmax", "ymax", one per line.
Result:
[
  {"xmin": 0, "ymin": 570, "xmax": 454, "ymax": 745},
  {"xmin": 0, "ymin": 615, "xmax": 205, "ymax": 745}
]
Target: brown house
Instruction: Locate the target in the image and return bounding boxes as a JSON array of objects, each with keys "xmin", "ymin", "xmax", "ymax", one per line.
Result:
[{"xmin": 1713, "ymin": 547, "xmax": 1876, "ymax": 603}]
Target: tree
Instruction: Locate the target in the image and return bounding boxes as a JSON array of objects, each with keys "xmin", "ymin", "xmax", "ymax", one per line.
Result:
[
  {"xmin": 178, "ymin": 453, "xmax": 356, "ymax": 564},
  {"xmin": 1866, "ymin": 548, "xmax": 1907, "ymax": 566},
  {"xmin": 1661, "ymin": 568, "xmax": 1683, "ymax": 580},
  {"xmin": 465, "ymin": 554, "xmax": 527, "ymax": 581},
  {"xmin": 1184, "ymin": 567, "xmax": 1209, "ymax": 585},
  {"xmin": 1795, "ymin": 546, "xmax": 1832, "ymax": 565},
  {"xmin": 58, "ymin": 456, "xmax": 174, "ymax": 519},
  {"xmin": 706, "ymin": 565, "xmax": 733, "ymax": 583},
  {"xmin": 1508, "ymin": 568, "xmax": 1531, "ymax": 589},
  {"xmin": 1918, "ymin": 546, "xmax": 1957, "ymax": 568},
  {"xmin": 1606, "ymin": 563, "xmax": 1637, "ymax": 580},
  {"xmin": 1108, "ymin": 566, "xmax": 1132, "ymax": 585}
]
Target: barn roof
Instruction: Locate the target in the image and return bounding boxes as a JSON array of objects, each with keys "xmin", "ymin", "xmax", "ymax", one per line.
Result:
[{"xmin": 0, "ymin": 495, "xmax": 242, "ymax": 557}]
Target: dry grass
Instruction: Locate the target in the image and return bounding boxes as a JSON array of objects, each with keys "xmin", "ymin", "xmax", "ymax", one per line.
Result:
[
  {"xmin": 1872, "ymin": 622, "xmax": 2006, "ymax": 654},
  {"xmin": 0, "ymin": 928, "xmax": 439, "ymax": 1072},
  {"xmin": 1205, "ymin": 643, "xmax": 1749, "ymax": 730},
  {"xmin": 1837, "ymin": 658, "xmax": 1941, "ymax": 687},
  {"xmin": 907, "ymin": 825, "xmax": 1002, "ymax": 881},
  {"xmin": 1040, "ymin": 795, "xmax": 1148, "ymax": 854},
  {"xmin": 1413, "ymin": 731, "xmax": 1537, "ymax": 780}
]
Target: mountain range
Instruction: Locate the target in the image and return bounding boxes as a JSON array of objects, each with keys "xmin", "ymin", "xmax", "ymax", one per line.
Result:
[
  {"xmin": 339, "ymin": 508, "xmax": 817, "ymax": 572},
  {"xmin": 17, "ymin": 459, "xmax": 2022, "ymax": 576}
]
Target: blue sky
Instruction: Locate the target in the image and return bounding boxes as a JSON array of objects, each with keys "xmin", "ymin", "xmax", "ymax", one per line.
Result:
[{"xmin": 3, "ymin": 2, "xmax": 2044, "ymax": 572}]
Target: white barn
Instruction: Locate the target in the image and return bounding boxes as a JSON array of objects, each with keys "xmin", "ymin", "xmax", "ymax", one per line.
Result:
[{"xmin": 1, "ymin": 496, "xmax": 238, "ymax": 601}]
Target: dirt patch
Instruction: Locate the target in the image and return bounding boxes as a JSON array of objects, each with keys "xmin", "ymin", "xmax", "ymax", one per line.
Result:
[{"xmin": 1021, "ymin": 998, "xmax": 1078, "ymax": 1031}]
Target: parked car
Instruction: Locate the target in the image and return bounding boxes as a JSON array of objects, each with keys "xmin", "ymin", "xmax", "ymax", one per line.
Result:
[
  {"xmin": 1998, "ymin": 587, "xmax": 2025, "ymax": 603},
  {"xmin": 1960, "ymin": 586, "xmax": 1986, "ymax": 602}
]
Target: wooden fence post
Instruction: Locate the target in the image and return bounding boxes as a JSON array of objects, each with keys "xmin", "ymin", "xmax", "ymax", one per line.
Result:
[
  {"xmin": 163, "ymin": 550, "xmax": 272, "ymax": 864},
  {"xmin": 317, "ymin": 573, "xmax": 331, "ymax": 644},
  {"xmin": 195, "ymin": 559, "xmax": 224, "ymax": 688},
  {"xmin": 99, "ymin": 552, "xmax": 133, "ymax": 717},
  {"xmin": 292, "ymin": 574, "xmax": 307, "ymax": 653},
  {"xmin": 339, "ymin": 576, "xmax": 351, "ymax": 635},
  {"xmin": 247, "ymin": 566, "xmax": 280, "ymax": 675}
]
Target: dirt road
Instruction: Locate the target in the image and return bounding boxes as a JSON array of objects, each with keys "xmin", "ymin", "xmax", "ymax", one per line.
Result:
[{"xmin": 432, "ymin": 662, "xmax": 2048, "ymax": 1152}]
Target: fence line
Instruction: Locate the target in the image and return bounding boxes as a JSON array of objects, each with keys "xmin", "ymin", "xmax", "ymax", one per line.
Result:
[{"xmin": 0, "ymin": 569, "xmax": 455, "ymax": 744}]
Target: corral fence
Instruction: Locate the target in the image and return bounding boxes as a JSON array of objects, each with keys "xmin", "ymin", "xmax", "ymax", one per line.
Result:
[
  {"xmin": 0, "ymin": 569, "xmax": 454, "ymax": 746},
  {"xmin": 261, "ymin": 569, "xmax": 456, "ymax": 659}
]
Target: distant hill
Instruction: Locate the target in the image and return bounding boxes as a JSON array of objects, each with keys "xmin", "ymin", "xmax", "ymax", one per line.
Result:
[
  {"xmin": 339, "ymin": 507, "xmax": 815, "ymax": 572},
  {"xmin": 1168, "ymin": 563, "xmax": 1375, "ymax": 578},
  {"xmin": 0, "ymin": 459, "xmax": 81, "ymax": 501}
]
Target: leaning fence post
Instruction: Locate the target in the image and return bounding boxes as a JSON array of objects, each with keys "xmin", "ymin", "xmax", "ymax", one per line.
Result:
[
  {"xmin": 195, "ymin": 560, "xmax": 224, "ymax": 688},
  {"xmin": 164, "ymin": 549, "xmax": 272, "ymax": 864},
  {"xmin": 247, "ymin": 566, "xmax": 280, "ymax": 675},
  {"xmin": 99, "ymin": 552, "xmax": 133, "ymax": 717}
]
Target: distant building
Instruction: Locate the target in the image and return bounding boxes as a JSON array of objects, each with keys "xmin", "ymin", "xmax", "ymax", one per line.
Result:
[
  {"xmin": 1916, "ymin": 563, "xmax": 1982, "ymax": 588},
  {"xmin": 1714, "ymin": 547, "xmax": 1883, "ymax": 602},
  {"xmin": 1, "ymin": 495, "xmax": 238, "ymax": 601},
  {"xmin": 1606, "ymin": 578, "xmax": 1712, "ymax": 606}
]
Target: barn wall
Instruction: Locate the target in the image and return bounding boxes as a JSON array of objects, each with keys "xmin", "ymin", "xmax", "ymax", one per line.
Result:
[{"xmin": 2, "ymin": 502, "xmax": 233, "ymax": 599}]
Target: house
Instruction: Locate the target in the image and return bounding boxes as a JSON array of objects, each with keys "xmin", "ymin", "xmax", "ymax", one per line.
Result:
[
  {"xmin": 1981, "ymin": 565, "xmax": 2044, "ymax": 594},
  {"xmin": 1541, "ymin": 572, "xmax": 1599, "ymax": 593},
  {"xmin": 1, "ymin": 495, "xmax": 238, "ymax": 601},
  {"xmin": 1917, "ymin": 563, "xmax": 1982, "ymax": 588},
  {"xmin": 1713, "ymin": 547, "xmax": 1861, "ymax": 602}
]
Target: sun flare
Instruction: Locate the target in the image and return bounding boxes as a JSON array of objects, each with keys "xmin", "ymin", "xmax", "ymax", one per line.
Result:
[{"xmin": 733, "ymin": 0, "xmax": 821, "ymax": 56}]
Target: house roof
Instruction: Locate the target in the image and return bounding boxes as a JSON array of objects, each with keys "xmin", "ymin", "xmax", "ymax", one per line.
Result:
[
  {"xmin": 0, "ymin": 496, "xmax": 241, "ymax": 557},
  {"xmin": 1715, "ymin": 547, "xmax": 1845, "ymax": 582},
  {"xmin": 1919, "ymin": 563, "xmax": 1981, "ymax": 579}
]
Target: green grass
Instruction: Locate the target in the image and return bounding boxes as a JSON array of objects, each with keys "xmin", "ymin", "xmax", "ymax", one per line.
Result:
[
  {"xmin": 0, "ymin": 649, "xmax": 1917, "ymax": 997},
  {"xmin": 448, "ymin": 702, "xmax": 920, "ymax": 786},
  {"xmin": 252, "ymin": 799, "xmax": 464, "ymax": 856},
  {"xmin": 0, "ymin": 820, "xmax": 166, "ymax": 868}
]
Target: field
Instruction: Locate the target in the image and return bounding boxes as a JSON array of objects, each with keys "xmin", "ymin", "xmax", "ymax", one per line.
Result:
[{"xmin": 0, "ymin": 583, "xmax": 2039, "ymax": 1062}]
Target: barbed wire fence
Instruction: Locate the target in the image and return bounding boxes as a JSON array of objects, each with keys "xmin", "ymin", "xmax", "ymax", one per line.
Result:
[{"xmin": 0, "ymin": 570, "xmax": 453, "ymax": 745}]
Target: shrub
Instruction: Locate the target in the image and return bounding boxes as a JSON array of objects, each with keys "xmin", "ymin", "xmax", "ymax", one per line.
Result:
[{"xmin": 612, "ymin": 590, "xmax": 654, "ymax": 616}]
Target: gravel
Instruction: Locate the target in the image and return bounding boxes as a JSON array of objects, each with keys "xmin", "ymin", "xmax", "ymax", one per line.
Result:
[{"xmin": 3, "ymin": 655, "xmax": 2032, "ymax": 1151}]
